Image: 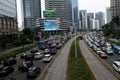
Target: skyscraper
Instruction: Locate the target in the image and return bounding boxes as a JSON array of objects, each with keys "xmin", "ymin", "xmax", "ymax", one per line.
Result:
[
  {"xmin": 87, "ymin": 13, "xmax": 94, "ymax": 29},
  {"xmin": 71, "ymin": 0, "xmax": 78, "ymax": 27},
  {"xmin": 106, "ymin": 7, "xmax": 112, "ymax": 23},
  {"xmin": 110, "ymin": 0, "xmax": 120, "ymax": 18},
  {"xmin": 95, "ymin": 12, "xmax": 105, "ymax": 29},
  {"xmin": 0, "ymin": 0, "xmax": 18, "ymax": 35},
  {"xmin": 79, "ymin": 10, "xmax": 87, "ymax": 29},
  {"xmin": 22, "ymin": 0, "xmax": 41, "ymax": 28},
  {"xmin": 45, "ymin": 0, "xmax": 70, "ymax": 31}
]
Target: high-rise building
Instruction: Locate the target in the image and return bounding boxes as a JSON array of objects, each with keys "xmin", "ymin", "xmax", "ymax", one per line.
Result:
[
  {"xmin": 90, "ymin": 19, "xmax": 99, "ymax": 30},
  {"xmin": 22, "ymin": 0, "xmax": 41, "ymax": 28},
  {"xmin": 95, "ymin": 12, "xmax": 105, "ymax": 29},
  {"xmin": 110, "ymin": 0, "xmax": 120, "ymax": 18},
  {"xmin": 87, "ymin": 13, "xmax": 94, "ymax": 29},
  {"xmin": 0, "ymin": 0, "xmax": 18, "ymax": 35},
  {"xmin": 79, "ymin": 10, "xmax": 87, "ymax": 29},
  {"xmin": 71, "ymin": 0, "xmax": 78, "ymax": 27},
  {"xmin": 45, "ymin": 0, "xmax": 69, "ymax": 31},
  {"xmin": 106, "ymin": 7, "xmax": 112, "ymax": 23}
]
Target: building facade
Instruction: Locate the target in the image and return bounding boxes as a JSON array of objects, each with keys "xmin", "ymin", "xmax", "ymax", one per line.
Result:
[
  {"xmin": 45, "ymin": 0, "xmax": 69, "ymax": 31},
  {"xmin": 106, "ymin": 7, "xmax": 112, "ymax": 23},
  {"xmin": 79, "ymin": 10, "xmax": 88, "ymax": 29},
  {"xmin": 110, "ymin": 0, "xmax": 120, "ymax": 18},
  {"xmin": 95, "ymin": 12, "xmax": 105, "ymax": 29},
  {"xmin": 71, "ymin": 0, "xmax": 79, "ymax": 27},
  {"xmin": 0, "ymin": 0, "xmax": 18, "ymax": 35},
  {"xmin": 22, "ymin": 0, "xmax": 41, "ymax": 28},
  {"xmin": 87, "ymin": 13, "xmax": 94, "ymax": 30}
]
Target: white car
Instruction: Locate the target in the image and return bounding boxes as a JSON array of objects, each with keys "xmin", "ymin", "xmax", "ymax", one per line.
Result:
[
  {"xmin": 43, "ymin": 54, "xmax": 52, "ymax": 62},
  {"xmin": 34, "ymin": 52, "xmax": 44, "ymax": 59},
  {"xmin": 44, "ymin": 48, "xmax": 50, "ymax": 54},
  {"xmin": 105, "ymin": 48, "xmax": 114, "ymax": 55},
  {"xmin": 96, "ymin": 48, "xmax": 102, "ymax": 54},
  {"xmin": 112, "ymin": 61, "xmax": 120, "ymax": 73}
]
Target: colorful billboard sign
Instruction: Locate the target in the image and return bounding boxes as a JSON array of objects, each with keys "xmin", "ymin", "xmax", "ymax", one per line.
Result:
[
  {"xmin": 44, "ymin": 20, "xmax": 60, "ymax": 31},
  {"xmin": 43, "ymin": 10, "xmax": 55, "ymax": 17}
]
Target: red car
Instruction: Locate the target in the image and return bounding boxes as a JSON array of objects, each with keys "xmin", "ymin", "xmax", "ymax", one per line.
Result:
[{"xmin": 99, "ymin": 52, "xmax": 108, "ymax": 59}]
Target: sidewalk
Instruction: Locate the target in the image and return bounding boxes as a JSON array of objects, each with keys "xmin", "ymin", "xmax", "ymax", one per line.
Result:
[{"xmin": 0, "ymin": 44, "xmax": 33, "ymax": 56}]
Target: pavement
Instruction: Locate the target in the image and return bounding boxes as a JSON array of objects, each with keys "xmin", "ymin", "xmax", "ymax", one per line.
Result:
[
  {"xmin": 0, "ymin": 44, "xmax": 33, "ymax": 56},
  {"xmin": 79, "ymin": 40, "xmax": 118, "ymax": 80},
  {"xmin": 43, "ymin": 37, "xmax": 75, "ymax": 80}
]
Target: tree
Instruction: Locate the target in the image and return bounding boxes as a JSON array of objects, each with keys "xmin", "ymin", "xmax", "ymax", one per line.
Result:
[{"xmin": 22, "ymin": 28, "xmax": 34, "ymax": 42}]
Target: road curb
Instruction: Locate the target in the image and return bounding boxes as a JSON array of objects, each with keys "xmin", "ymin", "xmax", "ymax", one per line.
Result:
[
  {"xmin": 37, "ymin": 41, "xmax": 68, "ymax": 80},
  {"xmin": 84, "ymin": 39, "xmax": 120, "ymax": 80}
]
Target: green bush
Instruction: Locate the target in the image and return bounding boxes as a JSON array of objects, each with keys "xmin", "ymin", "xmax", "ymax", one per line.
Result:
[
  {"xmin": 0, "ymin": 44, "xmax": 36, "ymax": 61},
  {"xmin": 67, "ymin": 37, "xmax": 96, "ymax": 80}
]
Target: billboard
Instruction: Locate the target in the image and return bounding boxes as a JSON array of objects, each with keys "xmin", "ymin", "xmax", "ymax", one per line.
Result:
[
  {"xmin": 44, "ymin": 20, "xmax": 60, "ymax": 31},
  {"xmin": 43, "ymin": 10, "xmax": 55, "ymax": 17}
]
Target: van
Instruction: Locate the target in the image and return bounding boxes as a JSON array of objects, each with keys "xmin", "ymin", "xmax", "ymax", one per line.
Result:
[{"xmin": 112, "ymin": 61, "xmax": 120, "ymax": 73}]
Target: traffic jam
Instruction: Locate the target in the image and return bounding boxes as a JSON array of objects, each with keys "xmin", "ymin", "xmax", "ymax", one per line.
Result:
[
  {"xmin": 85, "ymin": 32, "xmax": 120, "ymax": 74},
  {"xmin": 0, "ymin": 36, "xmax": 71, "ymax": 80}
]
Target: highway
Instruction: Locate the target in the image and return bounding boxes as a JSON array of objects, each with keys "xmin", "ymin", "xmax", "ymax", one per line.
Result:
[
  {"xmin": 43, "ymin": 37, "xmax": 74, "ymax": 80},
  {"xmin": 79, "ymin": 40, "xmax": 118, "ymax": 80}
]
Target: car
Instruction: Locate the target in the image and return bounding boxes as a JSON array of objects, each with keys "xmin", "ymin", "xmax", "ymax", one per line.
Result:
[
  {"xmin": 3, "ymin": 58, "xmax": 17, "ymax": 66},
  {"xmin": 105, "ymin": 48, "xmax": 114, "ymax": 55},
  {"xmin": 112, "ymin": 61, "xmax": 120, "ymax": 73},
  {"xmin": 27, "ymin": 67, "xmax": 41, "ymax": 78},
  {"xmin": 2, "ymin": 77, "xmax": 16, "ymax": 80},
  {"xmin": 0, "ymin": 66, "xmax": 14, "ymax": 77},
  {"xmin": 24, "ymin": 53, "xmax": 34, "ymax": 61},
  {"xmin": 44, "ymin": 48, "xmax": 50, "ymax": 54},
  {"xmin": 50, "ymin": 48, "xmax": 57, "ymax": 55},
  {"xmin": 34, "ymin": 52, "xmax": 44, "ymax": 59},
  {"xmin": 20, "ymin": 53, "xmax": 29, "ymax": 59},
  {"xmin": 101, "ymin": 46, "xmax": 106, "ymax": 52},
  {"xmin": 18, "ymin": 61, "xmax": 33, "ymax": 71},
  {"xmin": 31, "ymin": 49, "xmax": 38, "ymax": 53},
  {"xmin": 96, "ymin": 48, "xmax": 102, "ymax": 54},
  {"xmin": 99, "ymin": 52, "xmax": 108, "ymax": 59},
  {"xmin": 57, "ymin": 43, "xmax": 62, "ymax": 49},
  {"xmin": 43, "ymin": 54, "xmax": 52, "ymax": 62}
]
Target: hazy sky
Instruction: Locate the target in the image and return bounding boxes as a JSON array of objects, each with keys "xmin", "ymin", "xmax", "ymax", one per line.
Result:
[
  {"xmin": 17, "ymin": 0, "xmax": 110, "ymax": 28},
  {"xmin": 78, "ymin": 0, "xmax": 110, "ymax": 13}
]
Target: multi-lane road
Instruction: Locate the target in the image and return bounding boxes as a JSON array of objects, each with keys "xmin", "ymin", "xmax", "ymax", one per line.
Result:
[{"xmin": 80, "ymin": 40, "xmax": 118, "ymax": 80}]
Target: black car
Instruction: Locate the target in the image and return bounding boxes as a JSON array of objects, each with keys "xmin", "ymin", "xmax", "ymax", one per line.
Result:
[
  {"xmin": 18, "ymin": 61, "xmax": 33, "ymax": 71},
  {"xmin": 20, "ymin": 53, "xmax": 29, "ymax": 59},
  {"xmin": 31, "ymin": 49, "xmax": 38, "ymax": 53},
  {"xmin": 24, "ymin": 53, "xmax": 34, "ymax": 61},
  {"xmin": 2, "ymin": 77, "xmax": 16, "ymax": 80},
  {"xmin": 0, "ymin": 66, "xmax": 14, "ymax": 77},
  {"xmin": 3, "ymin": 58, "xmax": 17, "ymax": 66},
  {"xmin": 27, "ymin": 67, "xmax": 41, "ymax": 78}
]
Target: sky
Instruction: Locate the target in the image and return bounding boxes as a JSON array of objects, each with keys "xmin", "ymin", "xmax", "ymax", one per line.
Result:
[
  {"xmin": 78, "ymin": 0, "xmax": 110, "ymax": 13},
  {"xmin": 17, "ymin": 0, "xmax": 110, "ymax": 28}
]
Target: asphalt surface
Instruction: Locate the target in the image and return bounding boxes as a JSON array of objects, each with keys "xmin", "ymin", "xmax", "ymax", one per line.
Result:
[
  {"xmin": 79, "ymin": 40, "xmax": 118, "ymax": 80},
  {"xmin": 43, "ymin": 37, "xmax": 74, "ymax": 80}
]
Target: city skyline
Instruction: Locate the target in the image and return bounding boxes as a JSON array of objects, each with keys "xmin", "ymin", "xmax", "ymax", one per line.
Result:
[{"xmin": 78, "ymin": 0, "xmax": 110, "ymax": 13}]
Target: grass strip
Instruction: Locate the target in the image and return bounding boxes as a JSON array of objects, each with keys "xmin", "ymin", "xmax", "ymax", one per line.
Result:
[
  {"xmin": 0, "ymin": 44, "xmax": 36, "ymax": 61},
  {"xmin": 67, "ymin": 37, "xmax": 96, "ymax": 80}
]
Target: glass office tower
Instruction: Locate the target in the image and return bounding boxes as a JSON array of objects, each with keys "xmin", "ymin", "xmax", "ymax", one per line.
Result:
[{"xmin": 23, "ymin": 0, "xmax": 41, "ymax": 28}]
